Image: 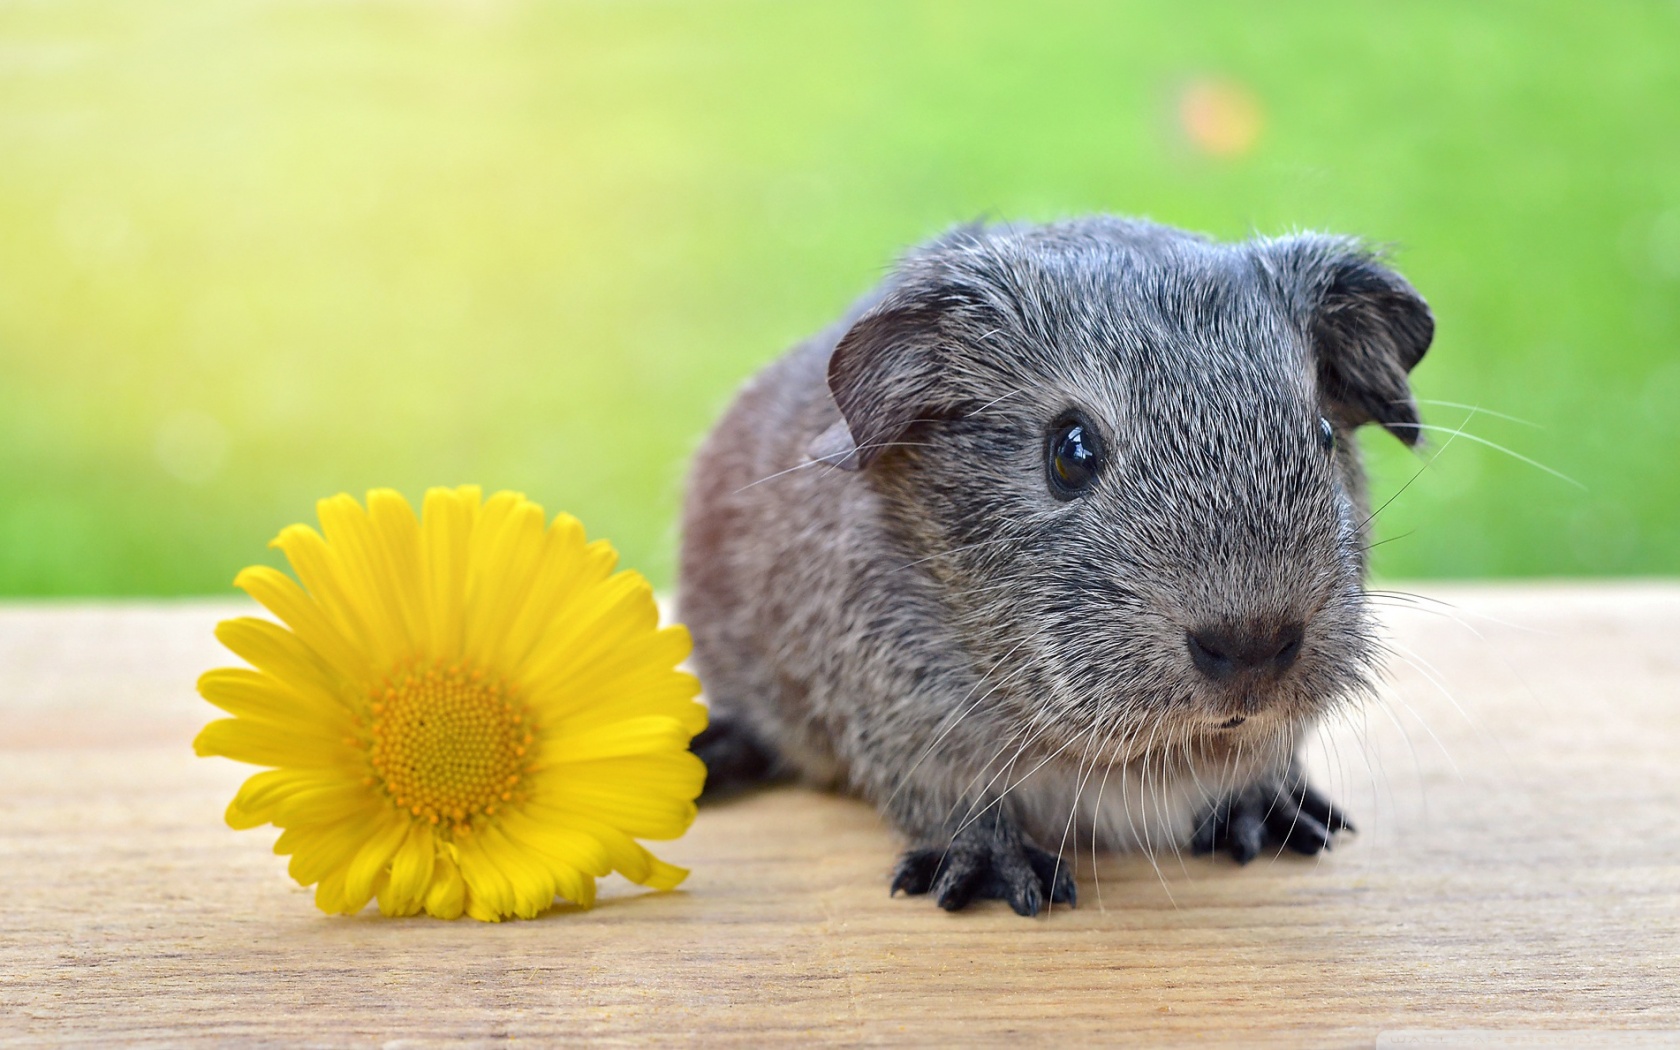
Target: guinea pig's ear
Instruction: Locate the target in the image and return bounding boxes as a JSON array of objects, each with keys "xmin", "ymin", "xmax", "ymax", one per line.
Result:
[
  {"xmin": 1262, "ymin": 235, "xmax": 1435, "ymax": 446},
  {"xmin": 815, "ymin": 291, "xmax": 950, "ymax": 471}
]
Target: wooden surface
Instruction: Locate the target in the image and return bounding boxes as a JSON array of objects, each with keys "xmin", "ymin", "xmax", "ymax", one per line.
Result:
[{"xmin": 3, "ymin": 584, "xmax": 1678, "ymax": 1047}]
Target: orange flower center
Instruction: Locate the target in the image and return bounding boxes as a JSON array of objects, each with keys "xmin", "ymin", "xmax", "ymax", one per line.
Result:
[{"xmin": 366, "ymin": 661, "xmax": 534, "ymax": 832}]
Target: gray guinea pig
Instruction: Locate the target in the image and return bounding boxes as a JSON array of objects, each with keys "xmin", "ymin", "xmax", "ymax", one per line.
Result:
[{"xmin": 678, "ymin": 216, "xmax": 1432, "ymax": 916}]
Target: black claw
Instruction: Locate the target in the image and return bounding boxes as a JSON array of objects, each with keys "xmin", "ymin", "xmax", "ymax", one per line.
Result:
[
  {"xmin": 1191, "ymin": 772, "xmax": 1352, "ymax": 864},
  {"xmin": 1293, "ymin": 780, "xmax": 1353, "ymax": 834},
  {"xmin": 1189, "ymin": 806, "xmax": 1222, "ymax": 855},
  {"xmin": 1005, "ymin": 878, "xmax": 1043, "ymax": 917},
  {"xmin": 693, "ymin": 717, "xmax": 781, "ymax": 802},
  {"xmin": 893, "ymin": 825, "xmax": 1076, "ymax": 916},
  {"xmin": 1229, "ymin": 810, "xmax": 1264, "ymax": 864},
  {"xmin": 934, "ymin": 859, "xmax": 983, "ymax": 912},
  {"xmin": 890, "ymin": 849, "xmax": 940, "ymax": 897},
  {"xmin": 1273, "ymin": 809, "xmax": 1333, "ymax": 855},
  {"xmin": 1025, "ymin": 846, "xmax": 1078, "ymax": 907}
]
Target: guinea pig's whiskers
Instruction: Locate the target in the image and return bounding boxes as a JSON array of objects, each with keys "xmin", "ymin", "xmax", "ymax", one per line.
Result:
[
  {"xmin": 1087, "ymin": 721, "xmax": 1134, "ymax": 912},
  {"xmin": 1335, "ymin": 688, "xmax": 1390, "ymax": 841},
  {"xmin": 1164, "ymin": 726, "xmax": 1203, "ymax": 878},
  {"xmin": 1313, "ymin": 727, "xmax": 1351, "ymax": 873},
  {"xmin": 959, "ymin": 386, "xmax": 1028, "ymax": 419},
  {"xmin": 1405, "ymin": 398, "xmax": 1541, "ymax": 429},
  {"xmin": 1178, "ymin": 726, "xmax": 1234, "ymax": 862},
  {"xmin": 1359, "ymin": 530, "xmax": 1416, "ymax": 554},
  {"xmin": 944, "ymin": 709, "xmax": 1059, "ymax": 832},
  {"xmin": 1360, "ymin": 683, "xmax": 1443, "ymax": 838},
  {"xmin": 1367, "ymin": 654, "xmax": 1456, "ymax": 784},
  {"xmin": 1375, "ymin": 588, "xmax": 1554, "ymax": 740},
  {"xmin": 730, "ymin": 455, "xmax": 847, "ymax": 494},
  {"xmin": 1380, "ymin": 638, "xmax": 1471, "ymax": 722},
  {"xmin": 1092, "ymin": 712, "xmax": 1158, "ymax": 902},
  {"xmin": 953, "ymin": 715, "xmax": 1086, "ymax": 839},
  {"xmin": 1324, "ymin": 718, "xmax": 1358, "ymax": 820},
  {"xmin": 1362, "ymin": 589, "xmax": 1435, "ymax": 607},
  {"xmin": 1109, "ymin": 720, "xmax": 1161, "ymax": 851},
  {"xmin": 1404, "ymin": 423, "xmax": 1583, "ymax": 489},
  {"xmin": 1048, "ymin": 731, "xmax": 1094, "ymax": 910},
  {"xmin": 1360, "ymin": 411, "xmax": 1478, "ymax": 533},
  {"xmin": 1369, "ymin": 596, "xmax": 1552, "ymax": 753},
  {"xmin": 1214, "ymin": 729, "xmax": 1246, "ymax": 822},
  {"xmin": 884, "ymin": 637, "xmax": 1037, "ymax": 812},
  {"xmin": 1367, "ymin": 588, "xmax": 1553, "ymax": 638},
  {"xmin": 1132, "ymin": 719, "xmax": 1180, "ymax": 904},
  {"xmin": 809, "ymin": 439, "xmax": 944, "ymax": 483},
  {"xmin": 973, "ymin": 716, "xmax": 1066, "ymax": 827},
  {"xmin": 1050, "ymin": 718, "xmax": 1120, "ymax": 911},
  {"xmin": 893, "ymin": 534, "xmax": 1021, "ymax": 574},
  {"xmin": 731, "ymin": 440, "xmax": 939, "ymax": 494},
  {"xmin": 1377, "ymin": 640, "xmax": 1496, "ymax": 778}
]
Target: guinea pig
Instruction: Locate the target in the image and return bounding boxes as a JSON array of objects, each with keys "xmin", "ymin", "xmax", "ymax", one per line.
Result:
[{"xmin": 678, "ymin": 216, "xmax": 1433, "ymax": 916}]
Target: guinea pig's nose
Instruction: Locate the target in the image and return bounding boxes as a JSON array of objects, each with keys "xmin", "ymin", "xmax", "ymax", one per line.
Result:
[{"xmin": 1186, "ymin": 621, "xmax": 1306, "ymax": 681}]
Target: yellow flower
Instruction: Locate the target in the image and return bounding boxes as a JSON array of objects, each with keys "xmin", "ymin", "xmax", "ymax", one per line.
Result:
[{"xmin": 193, "ymin": 486, "xmax": 707, "ymax": 921}]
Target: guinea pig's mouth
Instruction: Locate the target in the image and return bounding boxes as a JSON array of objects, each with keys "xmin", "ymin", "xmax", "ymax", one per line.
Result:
[{"xmin": 1194, "ymin": 708, "xmax": 1277, "ymax": 737}]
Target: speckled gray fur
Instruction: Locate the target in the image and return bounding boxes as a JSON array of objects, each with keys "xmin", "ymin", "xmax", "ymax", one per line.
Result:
[{"xmin": 678, "ymin": 216, "xmax": 1432, "ymax": 915}]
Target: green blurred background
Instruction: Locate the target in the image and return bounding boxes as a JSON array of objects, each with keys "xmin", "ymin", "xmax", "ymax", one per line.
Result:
[{"xmin": 1, "ymin": 0, "xmax": 1676, "ymax": 595}]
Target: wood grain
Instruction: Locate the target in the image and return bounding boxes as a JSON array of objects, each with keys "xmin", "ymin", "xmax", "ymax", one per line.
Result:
[{"xmin": 2, "ymin": 585, "xmax": 1678, "ymax": 1046}]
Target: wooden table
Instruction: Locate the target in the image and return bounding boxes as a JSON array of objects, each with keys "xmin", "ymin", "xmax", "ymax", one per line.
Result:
[{"xmin": 3, "ymin": 584, "xmax": 1677, "ymax": 1046}]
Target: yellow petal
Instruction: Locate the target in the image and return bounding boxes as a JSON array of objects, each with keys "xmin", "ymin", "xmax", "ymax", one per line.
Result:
[
  {"xmin": 278, "ymin": 805, "xmax": 385, "ymax": 886},
  {"xmin": 520, "ymin": 572, "xmax": 657, "ymax": 689},
  {"xmin": 424, "ymin": 850, "xmax": 466, "ymax": 920},
  {"xmin": 316, "ymin": 493, "xmax": 417, "ymax": 661},
  {"xmin": 548, "ymin": 860, "xmax": 595, "ymax": 909},
  {"xmin": 642, "ymin": 857, "xmax": 689, "ymax": 892},
  {"xmin": 499, "ymin": 809, "xmax": 612, "ymax": 877},
  {"xmin": 538, "ymin": 715, "xmax": 694, "ymax": 765},
  {"xmin": 213, "ymin": 617, "xmax": 353, "ymax": 710},
  {"xmin": 233, "ymin": 565, "xmax": 372, "ymax": 685},
  {"xmin": 343, "ymin": 814, "xmax": 414, "ymax": 912},
  {"xmin": 454, "ymin": 834, "xmax": 518, "ymax": 920},
  {"xmin": 534, "ymin": 669, "xmax": 706, "ymax": 739},
  {"xmin": 366, "ymin": 489, "xmax": 429, "ymax": 650},
  {"xmin": 485, "ymin": 513, "xmax": 589, "ymax": 677},
  {"xmin": 462, "ymin": 495, "xmax": 548, "ymax": 668},
  {"xmin": 544, "ymin": 751, "xmax": 708, "ymax": 798},
  {"xmin": 554, "ymin": 624, "xmax": 693, "ymax": 702},
  {"xmin": 226, "ymin": 768, "xmax": 348, "ymax": 829},
  {"xmin": 419, "ymin": 486, "xmax": 479, "ymax": 659},
  {"xmin": 270, "ymin": 782, "xmax": 386, "ymax": 827},
  {"xmin": 478, "ymin": 823, "xmax": 560, "ymax": 918},
  {"xmin": 381, "ymin": 822, "xmax": 436, "ymax": 916},
  {"xmin": 527, "ymin": 776, "xmax": 698, "ymax": 840},
  {"xmin": 198, "ymin": 667, "xmax": 349, "ymax": 732},
  {"xmin": 537, "ymin": 811, "xmax": 679, "ymax": 888},
  {"xmin": 315, "ymin": 867, "xmax": 355, "ymax": 915},
  {"xmin": 194, "ymin": 717, "xmax": 353, "ymax": 770},
  {"xmin": 270, "ymin": 522, "xmax": 382, "ymax": 662}
]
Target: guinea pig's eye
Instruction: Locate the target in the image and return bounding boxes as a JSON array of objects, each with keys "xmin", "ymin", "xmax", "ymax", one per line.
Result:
[
  {"xmin": 1046, "ymin": 414, "xmax": 1104, "ymax": 499},
  {"xmin": 1318, "ymin": 416, "xmax": 1336, "ymax": 454}
]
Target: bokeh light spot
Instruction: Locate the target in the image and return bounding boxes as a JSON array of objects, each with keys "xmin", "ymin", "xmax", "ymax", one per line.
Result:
[
  {"xmin": 154, "ymin": 411, "xmax": 230, "ymax": 486},
  {"xmin": 1177, "ymin": 77, "xmax": 1265, "ymax": 158},
  {"xmin": 1647, "ymin": 208, "xmax": 1680, "ymax": 281}
]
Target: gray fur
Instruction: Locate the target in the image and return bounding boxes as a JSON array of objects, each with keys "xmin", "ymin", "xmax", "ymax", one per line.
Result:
[{"xmin": 678, "ymin": 216, "xmax": 1432, "ymax": 913}]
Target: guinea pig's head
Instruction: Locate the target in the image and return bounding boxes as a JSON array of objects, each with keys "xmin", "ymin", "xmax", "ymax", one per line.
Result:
[{"xmin": 819, "ymin": 219, "xmax": 1433, "ymax": 768}]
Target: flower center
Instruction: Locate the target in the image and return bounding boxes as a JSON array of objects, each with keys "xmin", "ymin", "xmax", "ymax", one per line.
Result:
[{"xmin": 366, "ymin": 661, "xmax": 534, "ymax": 832}]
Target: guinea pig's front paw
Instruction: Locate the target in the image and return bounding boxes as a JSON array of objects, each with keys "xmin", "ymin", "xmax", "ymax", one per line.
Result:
[
  {"xmin": 1189, "ymin": 776, "xmax": 1354, "ymax": 864},
  {"xmin": 890, "ymin": 822, "xmax": 1077, "ymax": 917}
]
